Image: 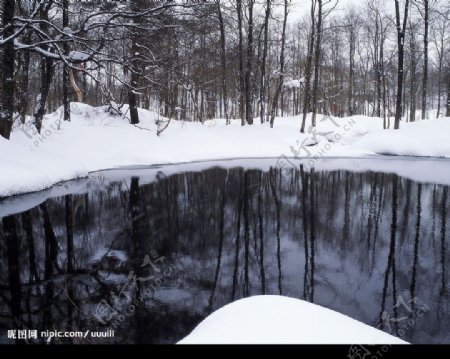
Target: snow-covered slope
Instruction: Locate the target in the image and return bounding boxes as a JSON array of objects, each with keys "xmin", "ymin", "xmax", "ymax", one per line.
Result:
[
  {"xmin": 178, "ymin": 296, "xmax": 408, "ymax": 344},
  {"xmin": 0, "ymin": 102, "xmax": 449, "ymax": 198},
  {"xmin": 355, "ymin": 118, "xmax": 450, "ymax": 157}
]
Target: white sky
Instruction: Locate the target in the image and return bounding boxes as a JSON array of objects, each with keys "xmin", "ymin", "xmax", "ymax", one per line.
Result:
[{"xmin": 288, "ymin": 0, "xmax": 368, "ymax": 23}]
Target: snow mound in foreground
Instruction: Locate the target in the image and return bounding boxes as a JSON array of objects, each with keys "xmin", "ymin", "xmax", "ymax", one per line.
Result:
[{"xmin": 178, "ymin": 296, "xmax": 408, "ymax": 344}]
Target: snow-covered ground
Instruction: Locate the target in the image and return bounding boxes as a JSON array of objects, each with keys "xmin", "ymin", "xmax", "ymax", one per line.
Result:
[
  {"xmin": 178, "ymin": 296, "xmax": 408, "ymax": 344},
  {"xmin": 0, "ymin": 102, "xmax": 449, "ymax": 197}
]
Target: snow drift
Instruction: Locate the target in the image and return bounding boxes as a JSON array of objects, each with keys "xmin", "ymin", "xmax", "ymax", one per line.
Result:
[
  {"xmin": 178, "ymin": 296, "xmax": 408, "ymax": 344},
  {"xmin": 0, "ymin": 102, "xmax": 449, "ymax": 198}
]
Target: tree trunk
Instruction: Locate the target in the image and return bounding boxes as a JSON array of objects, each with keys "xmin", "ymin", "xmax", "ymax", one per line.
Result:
[
  {"xmin": 375, "ymin": 17, "xmax": 382, "ymax": 118},
  {"xmin": 311, "ymin": 0, "xmax": 323, "ymax": 128},
  {"xmin": 394, "ymin": 0, "xmax": 409, "ymax": 130},
  {"xmin": 421, "ymin": 0, "xmax": 428, "ymax": 120},
  {"xmin": 217, "ymin": 2, "xmax": 229, "ymax": 125},
  {"xmin": 69, "ymin": 69, "xmax": 82, "ymax": 102},
  {"xmin": 348, "ymin": 23, "xmax": 355, "ymax": 116},
  {"xmin": 237, "ymin": 0, "xmax": 246, "ymax": 126},
  {"xmin": 436, "ymin": 50, "xmax": 443, "ymax": 118},
  {"xmin": 301, "ymin": 0, "xmax": 316, "ymax": 133},
  {"xmin": 245, "ymin": 0, "xmax": 255, "ymax": 125},
  {"xmin": 17, "ymin": 31, "xmax": 32, "ymax": 124},
  {"xmin": 269, "ymin": 0, "xmax": 288, "ymax": 128},
  {"xmin": 260, "ymin": 0, "xmax": 271, "ymax": 124},
  {"xmin": 128, "ymin": 33, "xmax": 140, "ymax": 124},
  {"xmin": 63, "ymin": 0, "xmax": 71, "ymax": 121},
  {"xmin": 446, "ymin": 70, "xmax": 450, "ymax": 117},
  {"xmin": 33, "ymin": 4, "xmax": 55, "ymax": 134},
  {"xmin": 33, "ymin": 58, "xmax": 54, "ymax": 134},
  {"xmin": 0, "ymin": 0, "xmax": 15, "ymax": 139},
  {"xmin": 381, "ymin": 31, "xmax": 388, "ymax": 128},
  {"xmin": 409, "ymin": 27, "xmax": 417, "ymax": 123}
]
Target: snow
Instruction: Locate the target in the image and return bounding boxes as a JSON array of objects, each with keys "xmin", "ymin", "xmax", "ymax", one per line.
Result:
[
  {"xmin": 0, "ymin": 102, "xmax": 449, "ymax": 198},
  {"xmin": 178, "ymin": 296, "xmax": 408, "ymax": 344},
  {"xmin": 355, "ymin": 118, "xmax": 450, "ymax": 157},
  {"xmin": 1, "ymin": 156, "xmax": 448, "ymax": 218},
  {"xmin": 69, "ymin": 50, "xmax": 90, "ymax": 62},
  {"xmin": 283, "ymin": 79, "xmax": 303, "ymax": 88}
]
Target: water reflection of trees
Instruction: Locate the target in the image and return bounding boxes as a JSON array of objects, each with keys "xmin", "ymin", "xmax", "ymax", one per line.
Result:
[{"xmin": 0, "ymin": 167, "xmax": 449, "ymax": 343}]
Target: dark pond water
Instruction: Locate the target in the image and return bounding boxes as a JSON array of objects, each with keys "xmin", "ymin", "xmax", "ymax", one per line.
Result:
[{"xmin": 0, "ymin": 159, "xmax": 449, "ymax": 344}]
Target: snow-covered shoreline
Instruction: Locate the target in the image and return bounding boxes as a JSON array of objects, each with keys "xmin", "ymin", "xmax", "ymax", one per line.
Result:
[
  {"xmin": 178, "ymin": 296, "xmax": 409, "ymax": 344},
  {"xmin": 1, "ymin": 102, "xmax": 449, "ymax": 198}
]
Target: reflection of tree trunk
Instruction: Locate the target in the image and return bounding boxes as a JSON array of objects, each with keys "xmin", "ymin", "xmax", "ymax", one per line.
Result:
[
  {"xmin": 258, "ymin": 175, "xmax": 266, "ymax": 294},
  {"xmin": 243, "ymin": 172, "xmax": 250, "ymax": 297},
  {"xmin": 130, "ymin": 177, "xmax": 142, "ymax": 256},
  {"xmin": 209, "ymin": 182, "xmax": 226, "ymax": 310},
  {"xmin": 21, "ymin": 211, "xmax": 39, "ymax": 282},
  {"xmin": 400, "ymin": 180, "xmax": 411, "ymax": 244},
  {"xmin": 231, "ymin": 173, "xmax": 244, "ymax": 300},
  {"xmin": 441, "ymin": 187, "xmax": 447, "ymax": 294},
  {"xmin": 300, "ymin": 166, "xmax": 310, "ymax": 300},
  {"xmin": 409, "ymin": 184, "xmax": 421, "ymax": 310},
  {"xmin": 367, "ymin": 174, "xmax": 377, "ymax": 249},
  {"xmin": 3, "ymin": 215, "xmax": 22, "ymax": 322},
  {"xmin": 343, "ymin": 173, "xmax": 350, "ymax": 247},
  {"xmin": 379, "ymin": 175, "xmax": 398, "ymax": 334},
  {"xmin": 66, "ymin": 278, "xmax": 74, "ymax": 337},
  {"xmin": 44, "ymin": 281, "xmax": 55, "ymax": 330},
  {"xmin": 129, "ymin": 178, "xmax": 145, "ymax": 343},
  {"xmin": 41, "ymin": 203, "xmax": 59, "ymax": 278},
  {"xmin": 270, "ymin": 169, "xmax": 282, "ymax": 295},
  {"xmin": 432, "ymin": 185, "xmax": 436, "ymax": 242},
  {"xmin": 84, "ymin": 193, "xmax": 90, "ymax": 221},
  {"xmin": 309, "ymin": 169, "xmax": 316, "ymax": 302},
  {"xmin": 65, "ymin": 195, "xmax": 74, "ymax": 274}
]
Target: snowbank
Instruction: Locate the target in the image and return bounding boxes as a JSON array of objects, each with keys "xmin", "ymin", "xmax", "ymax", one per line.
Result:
[
  {"xmin": 178, "ymin": 296, "xmax": 408, "ymax": 344},
  {"xmin": 0, "ymin": 102, "xmax": 448, "ymax": 198},
  {"xmin": 2, "ymin": 157, "xmax": 449, "ymax": 218},
  {"xmin": 355, "ymin": 118, "xmax": 450, "ymax": 157}
]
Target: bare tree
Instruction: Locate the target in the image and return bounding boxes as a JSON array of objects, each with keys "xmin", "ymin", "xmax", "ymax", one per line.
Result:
[
  {"xmin": 62, "ymin": 0, "xmax": 70, "ymax": 122},
  {"xmin": 33, "ymin": 1, "xmax": 55, "ymax": 134},
  {"xmin": 301, "ymin": 0, "xmax": 316, "ymax": 133},
  {"xmin": 419, "ymin": 0, "xmax": 429, "ymax": 120},
  {"xmin": 394, "ymin": 0, "xmax": 410, "ymax": 130},
  {"xmin": 409, "ymin": 17, "xmax": 419, "ymax": 123},
  {"xmin": 259, "ymin": 0, "xmax": 271, "ymax": 124},
  {"xmin": 433, "ymin": 8, "xmax": 449, "ymax": 118},
  {"xmin": 311, "ymin": 0, "xmax": 323, "ymax": 128},
  {"xmin": 217, "ymin": 1, "xmax": 229, "ymax": 125},
  {"xmin": 447, "ymin": 70, "xmax": 450, "ymax": 117},
  {"xmin": 0, "ymin": 0, "xmax": 15, "ymax": 139},
  {"xmin": 269, "ymin": 0, "xmax": 289, "ymax": 128},
  {"xmin": 237, "ymin": 0, "xmax": 246, "ymax": 126},
  {"xmin": 245, "ymin": 0, "xmax": 255, "ymax": 125}
]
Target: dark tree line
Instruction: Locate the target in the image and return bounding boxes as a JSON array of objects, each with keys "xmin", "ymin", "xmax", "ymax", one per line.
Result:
[{"xmin": 1, "ymin": 0, "xmax": 449, "ymax": 140}]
